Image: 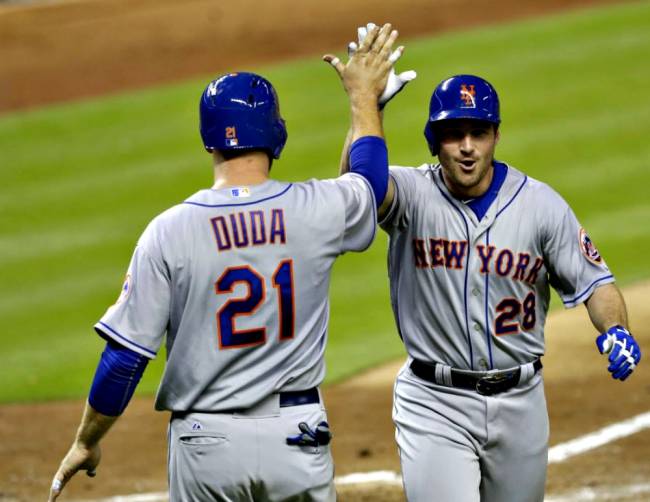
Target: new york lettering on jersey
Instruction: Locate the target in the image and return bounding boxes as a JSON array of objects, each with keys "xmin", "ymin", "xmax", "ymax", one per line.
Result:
[{"xmin": 411, "ymin": 237, "xmax": 545, "ymax": 286}]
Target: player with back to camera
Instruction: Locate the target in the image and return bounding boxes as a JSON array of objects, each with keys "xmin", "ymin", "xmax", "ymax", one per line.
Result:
[
  {"xmin": 48, "ymin": 23, "xmax": 404, "ymax": 502},
  {"xmin": 340, "ymin": 23, "xmax": 642, "ymax": 502}
]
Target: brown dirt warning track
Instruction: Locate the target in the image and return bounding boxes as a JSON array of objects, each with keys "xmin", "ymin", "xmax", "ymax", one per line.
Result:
[{"xmin": 1, "ymin": 0, "xmax": 646, "ymax": 501}]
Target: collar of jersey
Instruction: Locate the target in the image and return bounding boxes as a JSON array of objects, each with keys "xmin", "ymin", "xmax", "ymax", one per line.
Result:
[
  {"xmin": 464, "ymin": 161, "xmax": 508, "ymax": 221},
  {"xmin": 182, "ymin": 181, "xmax": 293, "ymax": 208}
]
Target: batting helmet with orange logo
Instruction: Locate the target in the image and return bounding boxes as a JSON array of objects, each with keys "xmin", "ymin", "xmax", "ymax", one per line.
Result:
[
  {"xmin": 200, "ymin": 72, "xmax": 287, "ymax": 159},
  {"xmin": 423, "ymin": 74, "xmax": 500, "ymax": 155}
]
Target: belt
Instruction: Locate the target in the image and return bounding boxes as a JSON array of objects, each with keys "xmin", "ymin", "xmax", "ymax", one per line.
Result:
[
  {"xmin": 279, "ymin": 387, "xmax": 320, "ymax": 407},
  {"xmin": 172, "ymin": 387, "xmax": 320, "ymax": 417},
  {"xmin": 409, "ymin": 359, "xmax": 542, "ymax": 396}
]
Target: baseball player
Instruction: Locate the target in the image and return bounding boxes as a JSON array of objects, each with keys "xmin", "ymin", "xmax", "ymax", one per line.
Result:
[
  {"xmin": 341, "ymin": 26, "xmax": 642, "ymax": 502},
  {"xmin": 48, "ymin": 23, "xmax": 399, "ymax": 502}
]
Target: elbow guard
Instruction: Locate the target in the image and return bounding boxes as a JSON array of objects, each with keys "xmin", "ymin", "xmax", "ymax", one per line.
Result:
[
  {"xmin": 349, "ymin": 136, "xmax": 389, "ymax": 208},
  {"xmin": 88, "ymin": 340, "xmax": 149, "ymax": 417}
]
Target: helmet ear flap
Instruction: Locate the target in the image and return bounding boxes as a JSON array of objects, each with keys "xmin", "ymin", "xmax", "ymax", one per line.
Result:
[
  {"xmin": 423, "ymin": 122, "xmax": 438, "ymax": 156},
  {"xmin": 272, "ymin": 119, "xmax": 288, "ymax": 159}
]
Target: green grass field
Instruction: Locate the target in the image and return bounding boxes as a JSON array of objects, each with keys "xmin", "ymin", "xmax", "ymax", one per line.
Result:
[{"xmin": 1, "ymin": 1, "xmax": 649, "ymax": 403}]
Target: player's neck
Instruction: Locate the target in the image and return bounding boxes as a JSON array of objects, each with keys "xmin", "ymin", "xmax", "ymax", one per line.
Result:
[{"xmin": 212, "ymin": 151, "xmax": 271, "ymax": 190}]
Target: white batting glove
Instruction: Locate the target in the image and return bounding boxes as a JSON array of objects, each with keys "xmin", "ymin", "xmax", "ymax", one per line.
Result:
[{"xmin": 348, "ymin": 22, "xmax": 417, "ymax": 108}]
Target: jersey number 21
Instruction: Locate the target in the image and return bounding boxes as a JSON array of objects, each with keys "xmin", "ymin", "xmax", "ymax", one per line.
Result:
[{"xmin": 215, "ymin": 260, "xmax": 294, "ymax": 349}]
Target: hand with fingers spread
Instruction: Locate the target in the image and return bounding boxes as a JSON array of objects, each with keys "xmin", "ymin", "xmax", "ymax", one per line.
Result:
[
  {"xmin": 323, "ymin": 23, "xmax": 399, "ymax": 140},
  {"xmin": 348, "ymin": 22, "xmax": 417, "ymax": 108},
  {"xmin": 323, "ymin": 23, "xmax": 398, "ymax": 108},
  {"xmin": 48, "ymin": 441, "xmax": 101, "ymax": 501}
]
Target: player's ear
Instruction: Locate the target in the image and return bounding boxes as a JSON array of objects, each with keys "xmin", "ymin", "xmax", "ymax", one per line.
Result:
[{"xmin": 494, "ymin": 125, "xmax": 500, "ymax": 145}]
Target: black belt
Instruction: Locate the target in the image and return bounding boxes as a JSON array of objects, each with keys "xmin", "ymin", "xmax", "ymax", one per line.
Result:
[
  {"xmin": 410, "ymin": 359, "xmax": 542, "ymax": 396},
  {"xmin": 279, "ymin": 387, "xmax": 320, "ymax": 407},
  {"xmin": 173, "ymin": 387, "xmax": 320, "ymax": 417}
]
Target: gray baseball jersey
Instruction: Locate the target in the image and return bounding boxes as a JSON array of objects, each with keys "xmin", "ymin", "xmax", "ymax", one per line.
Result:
[
  {"xmin": 383, "ymin": 162, "xmax": 614, "ymax": 502},
  {"xmin": 95, "ymin": 174, "xmax": 375, "ymax": 412},
  {"xmin": 381, "ymin": 162, "xmax": 614, "ymax": 371}
]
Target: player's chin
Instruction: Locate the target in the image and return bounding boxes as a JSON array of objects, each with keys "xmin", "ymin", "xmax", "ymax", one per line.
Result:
[{"xmin": 454, "ymin": 167, "xmax": 480, "ymax": 185}]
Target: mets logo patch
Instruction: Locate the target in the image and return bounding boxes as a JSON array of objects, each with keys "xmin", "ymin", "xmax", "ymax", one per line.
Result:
[
  {"xmin": 116, "ymin": 274, "xmax": 132, "ymax": 304},
  {"xmin": 460, "ymin": 84, "xmax": 476, "ymax": 108},
  {"xmin": 579, "ymin": 228, "xmax": 602, "ymax": 264}
]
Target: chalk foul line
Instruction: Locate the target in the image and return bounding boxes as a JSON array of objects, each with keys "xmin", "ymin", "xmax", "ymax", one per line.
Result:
[
  {"xmin": 547, "ymin": 410, "xmax": 650, "ymax": 463},
  {"xmin": 544, "ymin": 482, "xmax": 650, "ymax": 502}
]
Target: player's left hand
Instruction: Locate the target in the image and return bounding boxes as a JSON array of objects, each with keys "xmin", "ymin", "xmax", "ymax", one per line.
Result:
[
  {"xmin": 596, "ymin": 325, "xmax": 641, "ymax": 381},
  {"xmin": 348, "ymin": 22, "xmax": 417, "ymax": 108},
  {"xmin": 48, "ymin": 441, "xmax": 101, "ymax": 501},
  {"xmin": 323, "ymin": 23, "xmax": 397, "ymax": 102},
  {"xmin": 286, "ymin": 421, "xmax": 332, "ymax": 447}
]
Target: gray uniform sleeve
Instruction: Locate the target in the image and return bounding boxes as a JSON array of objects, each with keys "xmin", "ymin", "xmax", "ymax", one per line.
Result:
[
  {"xmin": 94, "ymin": 220, "xmax": 170, "ymax": 358},
  {"xmin": 542, "ymin": 197, "xmax": 614, "ymax": 308},
  {"xmin": 331, "ymin": 172, "xmax": 377, "ymax": 253},
  {"xmin": 379, "ymin": 166, "xmax": 419, "ymax": 231}
]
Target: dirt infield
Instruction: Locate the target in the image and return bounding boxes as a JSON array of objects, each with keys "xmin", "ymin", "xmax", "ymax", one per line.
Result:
[
  {"xmin": 2, "ymin": 0, "xmax": 646, "ymax": 501},
  {"xmin": 1, "ymin": 281, "xmax": 648, "ymax": 501}
]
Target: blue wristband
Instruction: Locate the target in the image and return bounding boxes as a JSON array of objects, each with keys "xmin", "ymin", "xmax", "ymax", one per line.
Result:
[
  {"xmin": 88, "ymin": 340, "xmax": 149, "ymax": 416},
  {"xmin": 349, "ymin": 136, "xmax": 389, "ymax": 208}
]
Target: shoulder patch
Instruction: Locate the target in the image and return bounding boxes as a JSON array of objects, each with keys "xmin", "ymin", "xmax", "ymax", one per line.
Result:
[
  {"xmin": 579, "ymin": 228, "xmax": 602, "ymax": 264},
  {"xmin": 116, "ymin": 274, "xmax": 132, "ymax": 304}
]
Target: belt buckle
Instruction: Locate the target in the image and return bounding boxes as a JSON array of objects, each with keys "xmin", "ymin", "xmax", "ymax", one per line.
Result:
[{"xmin": 475, "ymin": 371, "xmax": 512, "ymax": 396}]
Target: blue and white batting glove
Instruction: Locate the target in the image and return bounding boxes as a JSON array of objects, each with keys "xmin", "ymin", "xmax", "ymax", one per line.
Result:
[
  {"xmin": 596, "ymin": 325, "xmax": 641, "ymax": 381},
  {"xmin": 286, "ymin": 421, "xmax": 332, "ymax": 447},
  {"xmin": 348, "ymin": 22, "xmax": 417, "ymax": 109}
]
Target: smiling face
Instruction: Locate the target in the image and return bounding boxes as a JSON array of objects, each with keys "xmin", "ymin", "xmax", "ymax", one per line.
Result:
[{"xmin": 435, "ymin": 119, "xmax": 500, "ymax": 199}]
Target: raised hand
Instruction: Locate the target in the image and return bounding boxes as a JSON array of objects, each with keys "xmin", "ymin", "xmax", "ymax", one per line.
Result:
[
  {"xmin": 348, "ymin": 22, "xmax": 416, "ymax": 108},
  {"xmin": 323, "ymin": 23, "xmax": 399, "ymax": 106}
]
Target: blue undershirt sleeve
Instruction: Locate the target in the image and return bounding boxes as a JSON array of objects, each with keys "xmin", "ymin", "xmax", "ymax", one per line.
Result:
[
  {"xmin": 88, "ymin": 339, "xmax": 149, "ymax": 417},
  {"xmin": 349, "ymin": 136, "xmax": 389, "ymax": 208}
]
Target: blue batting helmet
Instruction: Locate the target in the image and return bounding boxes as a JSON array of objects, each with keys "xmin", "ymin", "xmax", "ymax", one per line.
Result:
[
  {"xmin": 199, "ymin": 72, "xmax": 287, "ymax": 159},
  {"xmin": 423, "ymin": 74, "xmax": 500, "ymax": 155}
]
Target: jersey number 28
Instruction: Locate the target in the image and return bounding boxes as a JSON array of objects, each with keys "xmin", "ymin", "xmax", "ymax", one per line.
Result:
[
  {"xmin": 494, "ymin": 291, "xmax": 536, "ymax": 336},
  {"xmin": 215, "ymin": 260, "xmax": 294, "ymax": 349}
]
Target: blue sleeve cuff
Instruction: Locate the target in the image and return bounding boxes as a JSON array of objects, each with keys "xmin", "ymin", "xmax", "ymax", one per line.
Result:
[
  {"xmin": 88, "ymin": 339, "xmax": 149, "ymax": 417},
  {"xmin": 349, "ymin": 136, "xmax": 389, "ymax": 208}
]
